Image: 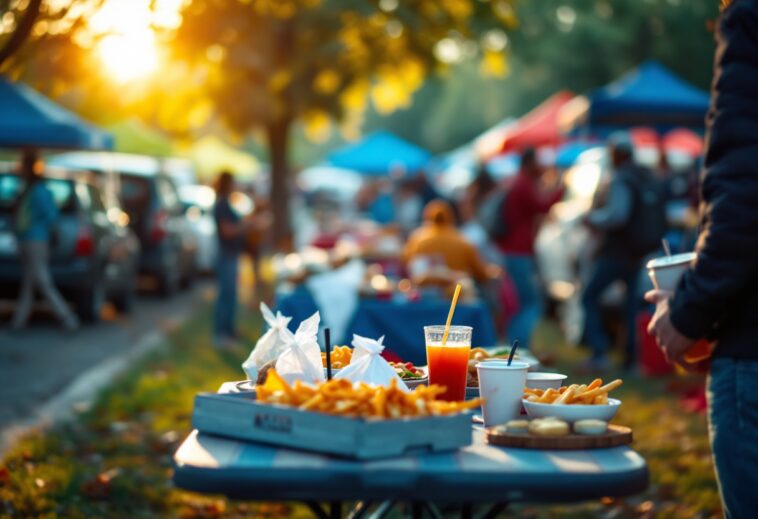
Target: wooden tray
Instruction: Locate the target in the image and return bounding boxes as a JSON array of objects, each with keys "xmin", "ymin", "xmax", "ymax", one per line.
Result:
[{"xmin": 485, "ymin": 424, "xmax": 632, "ymax": 450}]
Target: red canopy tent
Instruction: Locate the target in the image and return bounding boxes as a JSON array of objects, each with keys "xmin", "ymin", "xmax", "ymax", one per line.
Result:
[{"xmin": 485, "ymin": 90, "xmax": 575, "ymax": 160}]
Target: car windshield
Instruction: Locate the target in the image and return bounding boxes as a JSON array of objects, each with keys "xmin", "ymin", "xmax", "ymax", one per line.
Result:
[{"xmin": 0, "ymin": 174, "xmax": 76, "ymax": 214}]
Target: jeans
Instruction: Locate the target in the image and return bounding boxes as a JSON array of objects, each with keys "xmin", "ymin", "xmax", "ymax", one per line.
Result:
[
  {"xmin": 214, "ymin": 251, "xmax": 239, "ymax": 338},
  {"xmin": 503, "ymin": 255, "xmax": 542, "ymax": 349},
  {"xmin": 581, "ymin": 255, "xmax": 640, "ymax": 366},
  {"xmin": 13, "ymin": 240, "xmax": 78, "ymax": 329},
  {"xmin": 708, "ymin": 358, "xmax": 758, "ymax": 518}
]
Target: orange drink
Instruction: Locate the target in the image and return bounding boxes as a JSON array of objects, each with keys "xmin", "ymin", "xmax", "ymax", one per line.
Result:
[
  {"xmin": 684, "ymin": 340, "xmax": 713, "ymax": 363},
  {"xmin": 424, "ymin": 325, "xmax": 472, "ymax": 401}
]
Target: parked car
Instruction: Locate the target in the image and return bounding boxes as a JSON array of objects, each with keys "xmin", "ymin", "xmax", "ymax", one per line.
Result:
[
  {"xmin": 178, "ymin": 184, "xmax": 256, "ymax": 273},
  {"xmin": 49, "ymin": 153, "xmax": 199, "ymax": 296},
  {"xmin": 178, "ymin": 184, "xmax": 218, "ymax": 273},
  {"xmin": 0, "ymin": 168, "xmax": 140, "ymax": 322}
]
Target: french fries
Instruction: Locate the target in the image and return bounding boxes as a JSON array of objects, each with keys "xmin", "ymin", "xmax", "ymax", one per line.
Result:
[
  {"xmin": 320, "ymin": 345, "xmax": 352, "ymax": 370},
  {"xmin": 522, "ymin": 378, "xmax": 622, "ymax": 405},
  {"xmin": 257, "ymin": 370, "xmax": 483, "ymax": 419}
]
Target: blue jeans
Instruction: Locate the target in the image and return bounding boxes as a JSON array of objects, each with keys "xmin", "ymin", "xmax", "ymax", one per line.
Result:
[
  {"xmin": 708, "ymin": 358, "xmax": 758, "ymax": 518},
  {"xmin": 581, "ymin": 255, "xmax": 640, "ymax": 366},
  {"xmin": 214, "ymin": 252, "xmax": 239, "ymax": 338},
  {"xmin": 504, "ymin": 255, "xmax": 542, "ymax": 349}
]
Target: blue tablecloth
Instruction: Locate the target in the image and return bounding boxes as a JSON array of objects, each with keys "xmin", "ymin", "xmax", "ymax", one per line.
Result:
[{"xmin": 275, "ymin": 287, "xmax": 498, "ymax": 365}]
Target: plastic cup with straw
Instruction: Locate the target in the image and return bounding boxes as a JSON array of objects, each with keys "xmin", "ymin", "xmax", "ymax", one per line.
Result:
[{"xmin": 424, "ymin": 284, "xmax": 473, "ymax": 401}]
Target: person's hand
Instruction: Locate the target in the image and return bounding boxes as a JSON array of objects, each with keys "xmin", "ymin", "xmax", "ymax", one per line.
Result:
[{"xmin": 645, "ymin": 290, "xmax": 697, "ymax": 369}]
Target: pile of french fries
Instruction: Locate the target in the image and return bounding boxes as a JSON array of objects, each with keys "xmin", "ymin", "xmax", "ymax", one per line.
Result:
[
  {"xmin": 523, "ymin": 378, "xmax": 622, "ymax": 405},
  {"xmin": 320, "ymin": 345, "xmax": 352, "ymax": 369},
  {"xmin": 257, "ymin": 370, "xmax": 483, "ymax": 418}
]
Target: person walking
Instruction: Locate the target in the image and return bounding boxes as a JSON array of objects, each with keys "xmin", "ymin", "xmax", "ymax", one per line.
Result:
[
  {"xmin": 497, "ymin": 148, "xmax": 564, "ymax": 350},
  {"xmin": 212, "ymin": 171, "xmax": 254, "ymax": 349},
  {"xmin": 581, "ymin": 133, "xmax": 666, "ymax": 372},
  {"xmin": 647, "ymin": 1, "xmax": 758, "ymax": 515},
  {"xmin": 12, "ymin": 150, "xmax": 79, "ymax": 331}
]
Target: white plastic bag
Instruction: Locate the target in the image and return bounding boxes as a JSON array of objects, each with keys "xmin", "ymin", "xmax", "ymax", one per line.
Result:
[
  {"xmin": 242, "ymin": 303, "xmax": 294, "ymax": 381},
  {"xmin": 335, "ymin": 334, "xmax": 409, "ymax": 391},
  {"xmin": 275, "ymin": 311, "xmax": 325, "ymax": 385}
]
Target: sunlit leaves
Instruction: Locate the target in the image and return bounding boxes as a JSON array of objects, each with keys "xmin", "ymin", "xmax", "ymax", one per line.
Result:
[{"xmin": 480, "ymin": 48, "xmax": 508, "ymax": 78}]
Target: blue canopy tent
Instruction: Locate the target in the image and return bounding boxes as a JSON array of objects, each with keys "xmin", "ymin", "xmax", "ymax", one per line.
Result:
[
  {"xmin": 0, "ymin": 77, "xmax": 113, "ymax": 150},
  {"xmin": 328, "ymin": 131, "xmax": 431, "ymax": 176},
  {"xmin": 561, "ymin": 61, "xmax": 710, "ymax": 135}
]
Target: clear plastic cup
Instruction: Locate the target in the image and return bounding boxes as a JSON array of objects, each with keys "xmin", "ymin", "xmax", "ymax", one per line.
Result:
[{"xmin": 424, "ymin": 325, "xmax": 472, "ymax": 402}]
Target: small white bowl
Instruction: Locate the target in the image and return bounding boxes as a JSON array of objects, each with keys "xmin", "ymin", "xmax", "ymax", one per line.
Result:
[
  {"xmin": 522, "ymin": 398, "xmax": 621, "ymax": 423},
  {"xmin": 526, "ymin": 372, "xmax": 567, "ymax": 391},
  {"xmin": 405, "ymin": 377, "xmax": 428, "ymax": 390}
]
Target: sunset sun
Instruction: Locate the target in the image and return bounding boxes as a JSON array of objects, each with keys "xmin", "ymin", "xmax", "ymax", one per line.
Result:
[
  {"xmin": 97, "ymin": 31, "xmax": 158, "ymax": 83},
  {"xmin": 89, "ymin": 0, "xmax": 182, "ymax": 83}
]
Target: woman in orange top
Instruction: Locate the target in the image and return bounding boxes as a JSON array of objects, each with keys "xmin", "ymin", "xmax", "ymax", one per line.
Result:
[{"xmin": 403, "ymin": 200, "xmax": 499, "ymax": 282}]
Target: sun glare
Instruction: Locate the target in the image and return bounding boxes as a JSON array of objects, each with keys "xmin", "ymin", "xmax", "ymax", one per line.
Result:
[
  {"xmin": 98, "ymin": 31, "xmax": 158, "ymax": 83},
  {"xmin": 90, "ymin": 0, "xmax": 182, "ymax": 83}
]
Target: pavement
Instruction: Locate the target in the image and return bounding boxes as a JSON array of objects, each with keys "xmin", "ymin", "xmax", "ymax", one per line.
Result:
[{"xmin": 0, "ymin": 280, "xmax": 214, "ymax": 453}]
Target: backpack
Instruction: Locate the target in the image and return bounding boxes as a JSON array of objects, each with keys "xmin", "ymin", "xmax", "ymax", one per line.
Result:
[
  {"xmin": 478, "ymin": 188, "xmax": 509, "ymax": 242},
  {"xmin": 619, "ymin": 167, "xmax": 668, "ymax": 258}
]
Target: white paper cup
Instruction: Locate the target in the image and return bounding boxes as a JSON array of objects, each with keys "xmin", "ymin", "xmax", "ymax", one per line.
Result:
[
  {"xmin": 476, "ymin": 361, "xmax": 530, "ymax": 427},
  {"xmin": 646, "ymin": 252, "xmax": 696, "ymax": 291}
]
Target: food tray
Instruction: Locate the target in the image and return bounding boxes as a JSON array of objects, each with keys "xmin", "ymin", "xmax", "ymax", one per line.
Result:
[{"xmin": 192, "ymin": 392, "xmax": 472, "ymax": 459}]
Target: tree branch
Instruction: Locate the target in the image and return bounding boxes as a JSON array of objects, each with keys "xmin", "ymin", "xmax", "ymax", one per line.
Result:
[{"xmin": 0, "ymin": 0, "xmax": 44, "ymax": 69}]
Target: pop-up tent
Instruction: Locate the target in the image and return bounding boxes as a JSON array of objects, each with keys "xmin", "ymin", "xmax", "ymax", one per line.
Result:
[
  {"xmin": 484, "ymin": 91, "xmax": 575, "ymax": 159},
  {"xmin": 0, "ymin": 77, "xmax": 113, "ymax": 150},
  {"xmin": 559, "ymin": 61, "xmax": 710, "ymax": 134},
  {"xmin": 328, "ymin": 131, "xmax": 431, "ymax": 176}
]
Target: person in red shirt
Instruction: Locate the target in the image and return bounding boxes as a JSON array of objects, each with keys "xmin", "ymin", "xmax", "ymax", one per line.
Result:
[{"xmin": 497, "ymin": 148, "xmax": 564, "ymax": 349}]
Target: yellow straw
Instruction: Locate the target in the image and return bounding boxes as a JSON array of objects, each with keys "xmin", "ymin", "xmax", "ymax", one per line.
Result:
[{"xmin": 441, "ymin": 283, "xmax": 462, "ymax": 346}]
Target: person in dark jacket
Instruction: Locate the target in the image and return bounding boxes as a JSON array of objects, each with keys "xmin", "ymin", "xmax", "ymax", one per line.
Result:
[{"xmin": 647, "ymin": 1, "xmax": 758, "ymax": 515}]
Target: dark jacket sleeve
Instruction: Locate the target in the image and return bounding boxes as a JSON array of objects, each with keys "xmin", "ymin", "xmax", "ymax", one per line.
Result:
[{"xmin": 669, "ymin": 0, "xmax": 758, "ymax": 339}]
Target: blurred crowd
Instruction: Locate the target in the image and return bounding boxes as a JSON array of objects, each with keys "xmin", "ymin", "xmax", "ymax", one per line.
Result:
[{"xmin": 322, "ymin": 132, "xmax": 701, "ymax": 374}]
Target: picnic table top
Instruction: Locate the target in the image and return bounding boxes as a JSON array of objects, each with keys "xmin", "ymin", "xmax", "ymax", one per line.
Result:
[{"xmin": 173, "ymin": 426, "xmax": 648, "ymax": 503}]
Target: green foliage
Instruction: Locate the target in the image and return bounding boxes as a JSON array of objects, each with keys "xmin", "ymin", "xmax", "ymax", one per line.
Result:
[{"xmin": 359, "ymin": 0, "xmax": 720, "ymax": 153}]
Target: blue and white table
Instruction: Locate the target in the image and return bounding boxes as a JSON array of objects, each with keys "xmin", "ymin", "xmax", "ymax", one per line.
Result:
[{"xmin": 173, "ymin": 427, "xmax": 648, "ymax": 518}]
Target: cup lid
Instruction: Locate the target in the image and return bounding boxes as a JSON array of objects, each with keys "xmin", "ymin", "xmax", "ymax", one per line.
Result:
[
  {"xmin": 476, "ymin": 360, "xmax": 530, "ymax": 370},
  {"xmin": 646, "ymin": 252, "xmax": 696, "ymax": 270}
]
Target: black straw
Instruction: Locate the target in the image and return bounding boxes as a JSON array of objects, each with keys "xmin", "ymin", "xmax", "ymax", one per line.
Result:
[
  {"xmin": 507, "ymin": 340, "xmax": 519, "ymax": 366},
  {"xmin": 325, "ymin": 328, "xmax": 332, "ymax": 380}
]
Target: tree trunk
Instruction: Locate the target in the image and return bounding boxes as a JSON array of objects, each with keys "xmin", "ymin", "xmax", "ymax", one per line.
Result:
[
  {"xmin": 0, "ymin": 0, "xmax": 43, "ymax": 69},
  {"xmin": 266, "ymin": 118, "xmax": 292, "ymax": 251}
]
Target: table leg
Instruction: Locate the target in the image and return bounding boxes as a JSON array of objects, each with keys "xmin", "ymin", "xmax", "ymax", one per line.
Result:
[
  {"xmin": 422, "ymin": 502, "xmax": 444, "ymax": 519},
  {"xmin": 305, "ymin": 501, "xmax": 332, "ymax": 519},
  {"xmin": 411, "ymin": 502, "xmax": 424, "ymax": 519},
  {"xmin": 366, "ymin": 500, "xmax": 395, "ymax": 519},
  {"xmin": 330, "ymin": 500, "xmax": 342, "ymax": 519},
  {"xmin": 480, "ymin": 502, "xmax": 508, "ymax": 519},
  {"xmin": 347, "ymin": 501, "xmax": 373, "ymax": 519}
]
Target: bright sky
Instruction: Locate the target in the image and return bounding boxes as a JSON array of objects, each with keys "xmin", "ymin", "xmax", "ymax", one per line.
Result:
[{"xmin": 89, "ymin": 0, "xmax": 184, "ymax": 83}]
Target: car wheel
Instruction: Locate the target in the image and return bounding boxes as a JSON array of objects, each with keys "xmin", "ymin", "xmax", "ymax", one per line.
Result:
[
  {"xmin": 113, "ymin": 276, "xmax": 137, "ymax": 314},
  {"xmin": 180, "ymin": 258, "xmax": 196, "ymax": 289},
  {"xmin": 158, "ymin": 265, "xmax": 180, "ymax": 297},
  {"xmin": 77, "ymin": 282, "xmax": 106, "ymax": 323}
]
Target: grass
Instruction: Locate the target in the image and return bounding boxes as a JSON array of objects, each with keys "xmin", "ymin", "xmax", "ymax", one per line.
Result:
[{"xmin": 0, "ymin": 303, "xmax": 721, "ymax": 518}]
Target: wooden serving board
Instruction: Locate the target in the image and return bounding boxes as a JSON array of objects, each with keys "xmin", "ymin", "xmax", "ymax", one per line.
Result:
[{"xmin": 485, "ymin": 424, "xmax": 632, "ymax": 450}]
